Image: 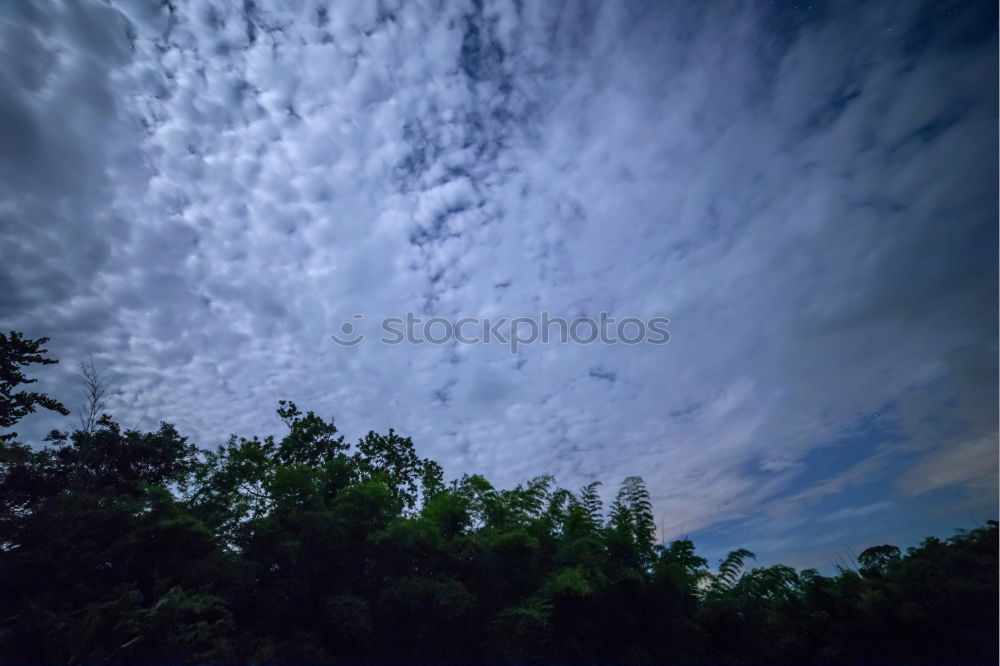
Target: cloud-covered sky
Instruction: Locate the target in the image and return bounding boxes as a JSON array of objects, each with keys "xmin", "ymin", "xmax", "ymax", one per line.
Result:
[{"xmin": 2, "ymin": 0, "xmax": 996, "ymax": 568}]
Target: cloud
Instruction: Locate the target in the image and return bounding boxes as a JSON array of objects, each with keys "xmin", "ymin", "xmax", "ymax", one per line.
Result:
[
  {"xmin": 818, "ymin": 501, "xmax": 894, "ymax": 524},
  {"xmin": 898, "ymin": 433, "xmax": 999, "ymax": 500},
  {"xmin": 0, "ymin": 0, "xmax": 995, "ymax": 564}
]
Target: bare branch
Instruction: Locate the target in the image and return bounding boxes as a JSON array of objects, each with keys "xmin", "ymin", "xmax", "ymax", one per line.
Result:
[{"xmin": 78, "ymin": 354, "xmax": 111, "ymax": 434}]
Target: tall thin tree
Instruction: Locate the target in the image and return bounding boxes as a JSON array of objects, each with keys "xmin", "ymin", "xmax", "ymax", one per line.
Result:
[{"xmin": 78, "ymin": 355, "xmax": 110, "ymax": 434}]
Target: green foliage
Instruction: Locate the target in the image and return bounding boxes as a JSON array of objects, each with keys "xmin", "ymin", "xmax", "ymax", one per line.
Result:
[
  {"xmin": 607, "ymin": 476, "xmax": 658, "ymax": 570},
  {"xmin": 0, "ymin": 337, "xmax": 995, "ymax": 663}
]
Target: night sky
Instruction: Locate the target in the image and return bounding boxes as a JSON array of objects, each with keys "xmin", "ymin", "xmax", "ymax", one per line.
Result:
[{"xmin": 1, "ymin": 0, "xmax": 996, "ymax": 569}]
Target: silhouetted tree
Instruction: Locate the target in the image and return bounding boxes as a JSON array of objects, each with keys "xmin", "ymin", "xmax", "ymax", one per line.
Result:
[
  {"xmin": 77, "ymin": 355, "xmax": 111, "ymax": 434},
  {"xmin": 0, "ymin": 334, "xmax": 996, "ymax": 664},
  {"xmin": 0, "ymin": 332, "xmax": 68, "ymax": 442}
]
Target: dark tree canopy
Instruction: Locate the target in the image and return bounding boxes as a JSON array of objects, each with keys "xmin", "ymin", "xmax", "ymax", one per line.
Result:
[
  {"xmin": 0, "ymin": 337, "xmax": 996, "ymax": 664},
  {"xmin": 0, "ymin": 331, "xmax": 69, "ymax": 442}
]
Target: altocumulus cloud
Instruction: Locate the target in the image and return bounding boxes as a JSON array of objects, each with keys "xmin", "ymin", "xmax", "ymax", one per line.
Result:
[{"xmin": 0, "ymin": 0, "xmax": 996, "ymax": 566}]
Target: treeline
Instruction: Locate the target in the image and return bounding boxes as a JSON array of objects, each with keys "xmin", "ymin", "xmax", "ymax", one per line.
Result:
[{"xmin": 0, "ymin": 333, "xmax": 997, "ymax": 663}]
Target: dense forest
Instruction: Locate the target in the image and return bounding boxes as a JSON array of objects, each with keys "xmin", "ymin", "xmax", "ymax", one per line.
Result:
[{"xmin": 1, "ymin": 332, "xmax": 997, "ymax": 664}]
